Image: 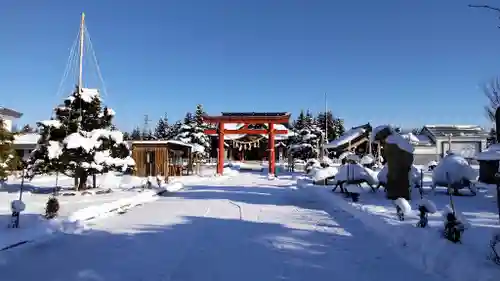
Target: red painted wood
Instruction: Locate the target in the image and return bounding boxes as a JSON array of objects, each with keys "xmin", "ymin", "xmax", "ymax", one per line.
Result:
[
  {"xmin": 217, "ymin": 123, "xmax": 225, "ymax": 175},
  {"xmin": 268, "ymin": 123, "xmax": 275, "ymax": 175},
  {"xmin": 204, "ymin": 129, "xmax": 288, "ymax": 135},
  {"xmin": 202, "ymin": 114, "xmax": 290, "ymax": 124}
]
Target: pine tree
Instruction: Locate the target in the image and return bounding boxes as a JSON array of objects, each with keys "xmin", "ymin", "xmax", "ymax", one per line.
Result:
[
  {"xmin": 293, "ymin": 110, "xmax": 306, "ymax": 131},
  {"xmin": 175, "ymin": 110, "xmax": 211, "ymax": 158},
  {"xmin": 305, "ymin": 110, "xmax": 314, "ymax": 127},
  {"xmin": 27, "ymin": 87, "xmax": 135, "ymax": 190},
  {"xmin": 169, "ymin": 120, "xmax": 182, "ymax": 139},
  {"xmin": 0, "ymin": 119, "xmax": 18, "ymax": 180},
  {"xmin": 123, "ymin": 131, "xmax": 131, "ymax": 141},
  {"xmin": 316, "ymin": 111, "xmax": 345, "ymax": 142},
  {"xmin": 154, "ymin": 114, "xmax": 170, "ymax": 140},
  {"xmin": 289, "ymin": 112, "xmax": 325, "ymax": 160},
  {"xmin": 130, "ymin": 127, "xmax": 141, "ymax": 140}
]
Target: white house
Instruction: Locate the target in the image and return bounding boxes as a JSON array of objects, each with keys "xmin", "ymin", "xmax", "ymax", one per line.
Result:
[
  {"xmin": 0, "ymin": 107, "xmax": 22, "ymax": 132},
  {"xmin": 403, "ymin": 125, "xmax": 488, "ymax": 165}
]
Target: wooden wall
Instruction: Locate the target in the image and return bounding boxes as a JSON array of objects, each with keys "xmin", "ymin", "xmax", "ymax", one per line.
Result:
[{"xmin": 131, "ymin": 143, "xmax": 169, "ymax": 177}]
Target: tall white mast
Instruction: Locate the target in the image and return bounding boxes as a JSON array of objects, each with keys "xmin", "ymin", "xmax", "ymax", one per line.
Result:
[
  {"xmin": 324, "ymin": 92, "xmax": 328, "ymax": 144},
  {"xmin": 78, "ymin": 12, "xmax": 85, "ymax": 93}
]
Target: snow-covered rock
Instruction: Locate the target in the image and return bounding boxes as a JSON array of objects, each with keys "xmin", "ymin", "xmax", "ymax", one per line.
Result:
[
  {"xmin": 432, "ymin": 154, "xmax": 477, "ymax": 185},
  {"xmin": 336, "ymin": 163, "xmax": 378, "ymax": 185},
  {"xmin": 311, "ymin": 166, "xmax": 338, "ymax": 182}
]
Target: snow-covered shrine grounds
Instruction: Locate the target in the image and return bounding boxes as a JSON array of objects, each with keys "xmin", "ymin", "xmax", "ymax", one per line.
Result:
[
  {"xmin": 0, "ymin": 166, "xmax": 226, "ymax": 252},
  {"xmin": 0, "ymin": 162, "xmax": 497, "ymax": 281}
]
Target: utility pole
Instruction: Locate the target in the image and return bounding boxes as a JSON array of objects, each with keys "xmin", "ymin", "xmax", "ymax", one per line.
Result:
[{"xmin": 142, "ymin": 114, "xmax": 152, "ymax": 140}]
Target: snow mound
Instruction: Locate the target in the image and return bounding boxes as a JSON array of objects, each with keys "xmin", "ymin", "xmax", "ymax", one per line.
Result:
[
  {"xmin": 336, "ymin": 163, "xmax": 378, "ymax": 185},
  {"xmin": 394, "ymin": 198, "xmax": 412, "ymax": 215},
  {"xmin": 432, "ymin": 154, "xmax": 477, "ymax": 185},
  {"xmin": 418, "ymin": 198, "xmax": 437, "ymax": 214},
  {"xmin": 311, "ymin": 166, "xmax": 338, "ymax": 182},
  {"xmin": 360, "ymin": 154, "xmax": 375, "ymax": 165},
  {"xmin": 377, "ymin": 164, "xmax": 422, "ymax": 185}
]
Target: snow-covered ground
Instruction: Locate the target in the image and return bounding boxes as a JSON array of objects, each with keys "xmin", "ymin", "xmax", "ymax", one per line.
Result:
[
  {"xmin": 0, "ymin": 166, "xmax": 224, "ymax": 251},
  {"xmin": 299, "ymin": 166, "xmax": 500, "ymax": 281},
  {"xmin": 0, "ymin": 172, "xmax": 440, "ymax": 281}
]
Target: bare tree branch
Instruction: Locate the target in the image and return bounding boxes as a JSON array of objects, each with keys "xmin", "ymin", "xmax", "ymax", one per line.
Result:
[
  {"xmin": 469, "ymin": 4, "xmax": 500, "ymax": 13},
  {"xmin": 482, "ymin": 78, "xmax": 500, "ymax": 122}
]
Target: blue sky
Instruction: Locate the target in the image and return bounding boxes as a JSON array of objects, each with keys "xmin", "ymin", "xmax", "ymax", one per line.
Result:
[{"xmin": 1, "ymin": 0, "xmax": 500, "ymax": 131}]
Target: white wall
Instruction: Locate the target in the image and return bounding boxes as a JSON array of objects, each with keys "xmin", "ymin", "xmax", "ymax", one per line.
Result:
[{"xmin": 0, "ymin": 115, "xmax": 14, "ymax": 132}]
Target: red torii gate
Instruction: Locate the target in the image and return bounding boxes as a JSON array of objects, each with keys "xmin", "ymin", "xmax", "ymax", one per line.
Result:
[{"xmin": 203, "ymin": 112, "xmax": 291, "ymax": 175}]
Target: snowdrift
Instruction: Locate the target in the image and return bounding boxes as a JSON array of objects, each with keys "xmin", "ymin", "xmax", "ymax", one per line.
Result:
[
  {"xmin": 336, "ymin": 163, "xmax": 378, "ymax": 185},
  {"xmin": 432, "ymin": 154, "xmax": 477, "ymax": 185}
]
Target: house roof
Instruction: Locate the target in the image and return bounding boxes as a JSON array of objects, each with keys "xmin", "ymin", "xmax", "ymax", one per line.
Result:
[
  {"xmin": 423, "ymin": 125, "xmax": 488, "ymax": 138},
  {"xmin": 0, "ymin": 107, "xmax": 22, "ymax": 118},
  {"xmin": 13, "ymin": 133, "xmax": 40, "ymax": 145}
]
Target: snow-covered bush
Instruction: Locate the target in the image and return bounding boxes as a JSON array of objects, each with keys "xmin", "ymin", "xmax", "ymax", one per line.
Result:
[
  {"xmin": 432, "ymin": 153, "xmax": 477, "ymax": 186},
  {"xmin": 27, "ymin": 87, "xmax": 135, "ymax": 190},
  {"xmin": 336, "ymin": 163, "xmax": 378, "ymax": 185},
  {"xmin": 360, "ymin": 154, "xmax": 375, "ymax": 165},
  {"xmin": 305, "ymin": 159, "xmax": 321, "ymax": 174}
]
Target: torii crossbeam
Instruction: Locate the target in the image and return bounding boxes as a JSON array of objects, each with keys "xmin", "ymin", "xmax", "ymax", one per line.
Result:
[{"xmin": 203, "ymin": 112, "xmax": 291, "ymax": 175}]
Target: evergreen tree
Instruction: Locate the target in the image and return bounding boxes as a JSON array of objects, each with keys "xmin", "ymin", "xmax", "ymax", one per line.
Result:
[
  {"xmin": 305, "ymin": 110, "xmax": 314, "ymax": 127},
  {"xmin": 175, "ymin": 111, "xmax": 211, "ymax": 158},
  {"xmin": 169, "ymin": 120, "xmax": 182, "ymax": 139},
  {"xmin": 141, "ymin": 129, "xmax": 154, "ymax": 140},
  {"xmin": 289, "ymin": 115, "xmax": 325, "ymax": 160},
  {"xmin": 293, "ymin": 110, "xmax": 306, "ymax": 130},
  {"xmin": 316, "ymin": 111, "xmax": 345, "ymax": 142},
  {"xmin": 154, "ymin": 114, "xmax": 170, "ymax": 140},
  {"xmin": 130, "ymin": 127, "xmax": 141, "ymax": 140},
  {"xmin": 27, "ymin": 87, "xmax": 135, "ymax": 190},
  {"xmin": 21, "ymin": 124, "xmax": 35, "ymax": 133},
  {"xmin": 122, "ymin": 131, "xmax": 131, "ymax": 141},
  {"xmin": 0, "ymin": 119, "xmax": 18, "ymax": 179},
  {"xmin": 194, "ymin": 104, "xmax": 205, "ymax": 126}
]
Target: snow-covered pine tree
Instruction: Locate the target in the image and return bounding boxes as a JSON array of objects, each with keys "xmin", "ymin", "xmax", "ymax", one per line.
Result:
[
  {"xmin": 289, "ymin": 111, "xmax": 325, "ymax": 160},
  {"xmin": 168, "ymin": 120, "xmax": 182, "ymax": 139},
  {"xmin": 293, "ymin": 110, "xmax": 306, "ymax": 131},
  {"xmin": 0, "ymin": 118, "xmax": 18, "ymax": 180},
  {"xmin": 175, "ymin": 110, "xmax": 210, "ymax": 158},
  {"xmin": 154, "ymin": 114, "xmax": 170, "ymax": 140},
  {"xmin": 27, "ymin": 87, "xmax": 135, "ymax": 190}
]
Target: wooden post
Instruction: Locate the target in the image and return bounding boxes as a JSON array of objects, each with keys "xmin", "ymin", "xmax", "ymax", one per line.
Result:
[
  {"xmin": 217, "ymin": 122, "xmax": 225, "ymax": 175},
  {"xmin": 268, "ymin": 123, "xmax": 275, "ymax": 175}
]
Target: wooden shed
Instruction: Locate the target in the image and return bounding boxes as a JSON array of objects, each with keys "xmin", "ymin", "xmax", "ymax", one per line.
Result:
[{"xmin": 129, "ymin": 140, "xmax": 194, "ymax": 177}]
